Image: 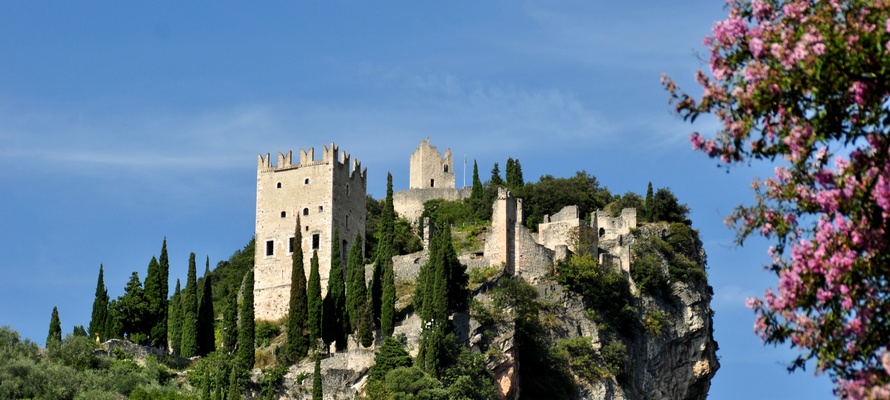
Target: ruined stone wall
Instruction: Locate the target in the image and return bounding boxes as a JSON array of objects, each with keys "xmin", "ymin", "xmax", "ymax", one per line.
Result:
[
  {"xmin": 485, "ymin": 188, "xmax": 553, "ymax": 280},
  {"xmin": 254, "ymin": 143, "xmax": 367, "ymax": 321},
  {"xmin": 593, "ymin": 208, "xmax": 637, "ymax": 273},
  {"xmin": 536, "ymin": 205, "xmax": 582, "ymax": 253},
  {"xmin": 408, "ymin": 138, "xmax": 455, "ymax": 189},
  {"xmin": 392, "ymin": 187, "xmax": 471, "ymax": 224}
]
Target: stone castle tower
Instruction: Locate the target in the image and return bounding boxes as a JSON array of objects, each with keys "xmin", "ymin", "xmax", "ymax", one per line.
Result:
[
  {"xmin": 254, "ymin": 143, "xmax": 367, "ymax": 321},
  {"xmin": 409, "ymin": 137, "xmax": 454, "ymax": 189}
]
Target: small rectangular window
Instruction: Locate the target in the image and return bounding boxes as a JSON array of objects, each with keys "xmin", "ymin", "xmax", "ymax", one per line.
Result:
[
  {"xmin": 288, "ymin": 237, "xmax": 295, "ymax": 253},
  {"xmin": 312, "ymin": 234, "xmax": 320, "ymax": 250},
  {"xmin": 265, "ymin": 240, "xmax": 274, "ymax": 256}
]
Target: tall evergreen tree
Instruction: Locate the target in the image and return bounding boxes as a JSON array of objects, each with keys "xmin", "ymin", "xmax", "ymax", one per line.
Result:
[
  {"xmin": 169, "ymin": 279, "xmax": 182, "ymax": 356},
  {"xmin": 143, "ymin": 256, "xmax": 163, "ymax": 347},
  {"xmin": 323, "ymin": 229, "xmax": 348, "ymax": 350},
  {"xmin": 308, "ymin": 250, "xmax": 323, "ymax": 348},
  {"xmin": 180, "ymin": 253, "xmax": 199, "ymax": 358},
  {"xmin": 157, "ymin": 238, "xmax": 170, "ymax": 348},
  {"xmin": 371, "ymin": 173, "xmax": 395, "ymax": 326},
  {"xmin": 490, "ymin": 162, "xmax": 504, "ymax": 187},
  {"xmin": 116, "ymin": 272, "xmax": 149, "ymax": 343},
  {"xmin": 415, "ymin": 224, "xmax": 468, "ymax": 324},
  {"xmin": 197, "ymin": 257, "xmax": 216, "ymax": 356},
  {"xmin": 284, "ymin": 215, "xmax": 309, "ymax": 362},
  {"xmin": 312, "ymin": 353, "xmax": 323, "ymax": 400},
  {"xmin": 380, "ymin": 253, "xmax": 396, "ymax": 337},
  {"xmin": 346, "ymin": 232, "xmax": 366, "ymax": 335},
  {"xmin": 89, "ymin": 264, "xmax": 109, "ymax": 339},
  {"xmin": 47, "ymin": 306, "xmax": 61, "ymax": 348},
  {"xmin": 506, "ymin": 157, "xmax": 524, "ymax": 192},
  {"xmin": 222, "ymin": 284, "xmax": 238, "ymax": 353},
  {"xmin": 471, "ymin": 160, "xmax": 483, "ymax": 201},
  {"xmin": 237, "ymin": 268, "xmax": 255, "ymax": 371},
  {"xmin": 644, "ymin": 181, "xmax": 654, "ymax": 222}
]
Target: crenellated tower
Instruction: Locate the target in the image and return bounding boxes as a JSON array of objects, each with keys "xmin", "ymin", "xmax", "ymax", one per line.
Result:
[
  {"xmin": 409, "ymin": 137, "xmax": 455, "ymax": 189},
  {"xmin": 254, "ymin": 143, "xmax": 367, "ymax": 321}
]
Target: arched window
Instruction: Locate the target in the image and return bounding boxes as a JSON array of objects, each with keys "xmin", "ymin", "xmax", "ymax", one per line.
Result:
[
  {"xmin": 276, "ymin": 182, "xmax": 282, "ymax": 188},
  {"xmin": 280, "ymin": 211, "xmax": 286, "ymax": 218},
  {"xmin": 318, "ymin": 206, "xmax": 324, "ymax": 213},
  {"xmin": 303, "ymin": 208, "xmax": 309, "ymax": 216},
  {"xmin": 305, "ymin": 178, "xmax": 310, "ymax": 185},
  {"xmin": 599, "ymin": 228, "xmax": 606, "ymax": 237}
]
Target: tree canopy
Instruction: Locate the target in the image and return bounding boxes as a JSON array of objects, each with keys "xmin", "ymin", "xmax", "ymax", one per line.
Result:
[{"xmin": 665, "ymin": 0, "xmax": 890, "ymax": 396}]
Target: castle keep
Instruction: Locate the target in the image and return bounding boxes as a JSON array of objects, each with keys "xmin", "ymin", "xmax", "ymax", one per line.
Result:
[
  {"xmin": 254, "ymin": 143, "xmax": 367, "ymax": 321},
  {"xmin": 394, "ymin": 138, "xmax": 470, "ymax": 223}
]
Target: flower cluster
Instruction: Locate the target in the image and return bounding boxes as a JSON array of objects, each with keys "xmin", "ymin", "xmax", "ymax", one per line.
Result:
[{"xmin": 665, "ymin": 0, "xmax": 890, "ymax": 397}]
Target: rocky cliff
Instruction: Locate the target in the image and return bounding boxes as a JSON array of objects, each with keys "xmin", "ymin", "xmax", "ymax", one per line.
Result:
[{"xmin": 274, "ymin": 222, "xmax": 718, "ymax": 399}]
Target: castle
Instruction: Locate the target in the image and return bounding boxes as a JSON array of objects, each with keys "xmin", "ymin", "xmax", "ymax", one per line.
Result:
[
  {"xmin": 253, "ymin": 144, "xmax": 367, "ymax": 321},
  {"xmin": 253, "ymin": 139, "xmax": 635, "ymax": 320}
]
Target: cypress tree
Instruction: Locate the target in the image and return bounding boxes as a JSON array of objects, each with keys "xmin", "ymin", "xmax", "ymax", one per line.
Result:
[
  {"xmin": 490, "ymin": 162, "xmax": 504, "ymax": 187},
  {"xmin": 380, "ymin": 255, "xmax": 396, "ymax": 337},
  {"xmin": 47, "ymin": 306, "xmax": 61, "ymax": 348},
  {"xmin": 644, "ymin": 181, "xmax": 654, "ymax": 222},
  {"xmin": 312, "ymin": 353, "xmax": 323, "ymax": 400},
  {"xmin": 471, "ymin": 160, "xmax": 483, "ymax": 200},
  {"xmin": 358, "ymin": 298, "xmax": 374, "ymax": 348},
  {"xmin": 308, "ymin": 250, "xmax": 322, "ymax": 348},
  {"xmin": 323, "ymin": 229, "xmax": 348, "ymax": 350},
  {"xmin": 143, "ymin": 256, "xmax": 163, "ymax": 347},
  {"xmin": 157, "ymin": 238, "xmax": 170, "ymax": 348},
  {"xmin": 180, "ymin": 253, "xmax": 199, "ymax": 358},
  {"xmin": 117, "ymin": 272, "xmax": 149, "ymax": 343},
  {"xmin": 284, "ymin": 215, "xmax": 309, "ymax": 362},
  {"xmin": 371, "ymin": 173, "xmax": 395, "ymax": 325},
  {"xmin": 197, "ymin": 257, "xmax": 216, "ymax": 356},
  {"xmin": 505, "ymin": 157, "xmax": 524, "ymax": 192},
  {"xmin": 89, "ymin": 264, "xmax": 109, "ymax": 339},
  {"xmin": 237, "ymin": 268, "xmax": 255, "ymax": 371},
  {"xmin": 346, "ymin": 232, "xmax": 366, "ymax": 336},
  {"xmin": 222, "ymin": 285, "xmax": 238, "ymax": 352},
  {"xmin": 169, "ymin": 279, "xmax": 182, "ymax": 356}
]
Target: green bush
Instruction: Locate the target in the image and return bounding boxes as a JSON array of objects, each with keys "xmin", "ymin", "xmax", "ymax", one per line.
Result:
[
  {"xmin": 554, "ymin": 337, "xmax": 607, "ymax": 381},
  {"xmin": 255, "ymin": 320, "xmax": 280, "ymax": 348},
  {"xmin": 555, "ymin": 254, "xmax": 637, "ymax": 337},
  {"xmin": 601, "ymin": 341, "xmax": 628, "ymax": 379},
  {"xmin": 643, "ymin": 310, "xmax": 666, "ymax": 335}
]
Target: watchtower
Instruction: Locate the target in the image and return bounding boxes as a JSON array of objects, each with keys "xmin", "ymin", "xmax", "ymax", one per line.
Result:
[
  {"xmin": 254, "ymin": 143, "xmax": 367, "ymax": 321},
  {"xmin": 409, "ymin": 137, "xmax": 455, "ymax": 189}
]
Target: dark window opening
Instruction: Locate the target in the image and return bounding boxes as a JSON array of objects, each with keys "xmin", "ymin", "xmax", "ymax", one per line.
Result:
[
  {"xmin": 305, "ymin": 178, "xmax": 310, "ymax": 185},
  {"xmin": 289, "ymin": 237, "xmax": 295, "ymax": 253},
  {"xmin": 312, "ymin": 234, "xmax": 320, "ymax": 250},
  {"xmin": 303, "ymin": 208, "xmax": 309, "ymax": 216},
  {"xmin": 280, "ymin": 211, "xmax": 286, "ymax": 218},
  {"xmin": 318, "ymin": 206, "xmax": 323, "ymax": 213},
  {"xmin": 599, "ymin": 228, "xmax": 606, "ymax": 237},
  {"xmin": 444, "ymin": 164, "xmax": 449, "ymax": 173},
  {"xmin": 346, "ymin": 184, "xmax": 350, "ymax": 195},
  {"xmin": 430, "ymin": 179, "xmax": 435, "ymax": 187},
  {"xmin": 305, "ymin": 226, "xmax": 309, "ymax": 231},
  {"xmin": 265, "ymin": 240, "xmax": 274, "ymax": 256},
  {"xmin": 276, "ymin": 182, "xmax": 282, "ymax": 188}
]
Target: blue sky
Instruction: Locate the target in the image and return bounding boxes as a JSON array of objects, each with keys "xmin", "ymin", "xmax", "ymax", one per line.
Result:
[{"xmin": 0, "ymin": 2, "xmax": 835, "ymax": 398}]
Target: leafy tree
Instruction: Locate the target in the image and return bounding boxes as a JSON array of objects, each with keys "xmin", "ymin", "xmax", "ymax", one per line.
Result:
[
  {"xmin": 46, "ymin": 306, "xmax": 61, "ymax": 348},
  {"xmin": 522, "ymin": 171, "xmax": 612, "ymax": 231},
  {"xmin": 609, "ymin": 192, "xmax": 645, "ymax": 218},
  {"xmin": 284, "ymin": 215, "xmax": 309, "ymax": 363},
  {"xmin": 169, "ymin": 279, "xmax": 182, "ymax": 356},
  {"xmin": 323, "ymin": 229, "xmax": 348, "ymax": 350},
  {"xmin": 664, "ymin": 0, "xmax": 890, "ymax": 393},
  {"xmin": 180, "ymin": 253, "xmax": 199, "ymax": 358},
  {"xmin": 312, "ymin": 353, "xmax": 323, "ymax": 400},
  {"xmin": 648, "ymin": 187, "xmax": 690, "ymax": 225},
  {"xmin": 72, "ymin": 325, "xmax": 87, "ymax": 337},
  {"xmin": 89, "ymin": 264, "xmax": 109, "ymax": 339},
  {"xmin": 237, "ymin": 268, "xmax": 255, "ymax": 371},
  {"xmin": 308, "ymin": 250, "xmax": 323, "ymax": 348},
  {"xmin": 197, "ymin": 257, "xmax": 216, "ymax": 356}
]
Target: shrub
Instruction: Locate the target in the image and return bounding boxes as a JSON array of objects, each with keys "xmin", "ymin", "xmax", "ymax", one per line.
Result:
[
  {"xmin": 554, "ymin": 337, "xmax": 607, "ymax": 381},
  {"xmin": 255, "ymin": 320, "xmax": 280, "ymax": 348},
  {"xmin": 601, "ymin": 341, "xmax": 628, "ymax": 379},
  {"xmin": 643, "ymin": 309, "xmax": 666, "ymax": 336}
]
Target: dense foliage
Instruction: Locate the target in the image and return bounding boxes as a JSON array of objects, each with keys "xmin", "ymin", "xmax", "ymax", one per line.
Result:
[
  {"xmin": 180, "ymin": 254, "xmax": 199, "ymax": 358},
  {"xmin": 283, "ymin": 215, "xmax": 309, "ymax": 363},
  {"xmin": 664, "ymin": 0, "xmax": 890, "ymax": 395},
  {"xmin": 323, "ymin": 229, "xmax": 349, "ymax": 350}
]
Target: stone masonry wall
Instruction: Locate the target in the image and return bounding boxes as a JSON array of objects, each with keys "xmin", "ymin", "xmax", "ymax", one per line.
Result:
[
  {"xmin": 254, "ymin": 143, "xmax": 366, "ymax": 321},
  {"xmin": 485, "ymin": 188, "xmax": 553, "ymax": 280},
  {"xmin": 408, "ymin": 138, "xmax": 455, "ymax": 189},
  {"xmin": 393, "ymin": 186, "xmax": 471, "ymax": 224}
]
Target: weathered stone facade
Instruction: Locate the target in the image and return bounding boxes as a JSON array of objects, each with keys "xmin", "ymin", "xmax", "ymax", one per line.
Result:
[
  {"xmin": 394, "ymin": 139, "xmax": 469, "ymax": 223},
  {"xmin": 254, "ymin": 143, "xmax": 367, "ymax": 321},
  {"xmin": 409, "ymin": 137, "xmax": 454, "ymax": 189},
  {"xmin": 592, "ymin": 208, "xmax": 636, "ymax": 272},
  {"xmin": 485, "ymin": 188, "xmax": 554, "ymax": 280}
]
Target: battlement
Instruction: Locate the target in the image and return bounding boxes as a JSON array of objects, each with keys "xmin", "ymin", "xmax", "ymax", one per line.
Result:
[
  {"xmin": 257, "ymin": 143, "xmax": 367, "ymax": 181},
  {"xmin": 409, "ymin": 138, "xmax": 455, "ymax": 189}
]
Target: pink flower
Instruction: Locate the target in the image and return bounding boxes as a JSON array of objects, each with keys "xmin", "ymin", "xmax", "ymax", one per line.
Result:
[
  {"xmin": 850, "ymin": 81, "xmax": 867, "ymax": 105},
  {"xmin": 750, "ymin": 38, "xmax": 765, "ymax": 58}
]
